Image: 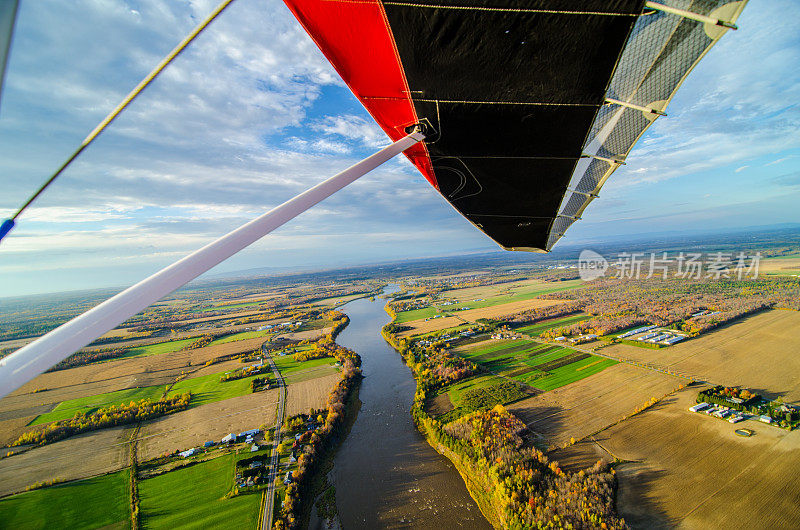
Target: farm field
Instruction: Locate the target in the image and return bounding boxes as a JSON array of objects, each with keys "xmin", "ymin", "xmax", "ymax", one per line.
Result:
[
  {"xmin": 0, "ymin": 469, "xmax": 130, "ymax": 529},
  {"xmin": 451, "ymin": 298, "xmax": 566, "ymax": 322},
  {"xmin": 208, "ymin": 329, "xmax": 270, "ymax": 346},
  {"xmin": 311, "ymin": 293, "xmax": 368, "ymax": 307},
  {"xmin": 273, "ymin": 354, "xmax": 337, "ymax": 377},
  {"xmin": 1, "ymin": 337, "xmax": 269, "ymax": 418},
  {"xmin": 30, "ymin": 366, "xmax": 274, "ymax": 425},
  {"xmin": 589, "ymin": 387, "xmax": 800, "ymax": 529},
  {"xmin": 453, "ymin": 338, "xmax": 616, "ymax": 390},
  {"xmin": 0, "ymin": 415, "xmax": 41, "ymax": 446},
  {"xmin": 516, "ymin": 313, "xmax": 589, "ymax": 337},
  {"xmin": 80, "ymin": 332, "xmax": 200, "ymax": 354},
  {"xmin": 395, "ymin": 294, "xmax": 570, "ymax": 325},
  {"xmin": 393, "ymin": 279, "xmax": 580, "ymax": 324},
  {"xmin": 0, "ymin": 425, "xmax": 131, "ymax": 497},
  {"xmin": 395, "ymin": 315, "xmax": 465, "ymax": 337},
  {"xmin": 137, "ymin": 388, "xmax": 280, "ymax": 460},
  {"xmin": 201, "ymin": 300, "xmax": 266, "ymax": 311},
  {"xmin": 284, "ymin": 371, "xmax": 342, "ymax": 416},
  {"xmin": 508, "ymin": 363, "xmax": 685, "ymax": 448},
  {"xmin": 396, "ymin": 301, "xmax": 570, "ymax": 338},
  {"xmin": 138, "ymin": 452, "xmax": 261, "ymax": 529},
  {"xmin": 603, "ymin": 309, "xmax": 800, "ymax": 401},
  {"xmin": 760, "ymin": 256, "xmax": 800, "ymax": 276},
  {"xmin": 117, "ymin": 337, "xmax": 197, "ymax": 359}
]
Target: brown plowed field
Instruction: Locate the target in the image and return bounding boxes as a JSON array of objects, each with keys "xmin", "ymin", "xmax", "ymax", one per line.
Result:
[
  {"xmin": 0, "ymin": 425, "xmax": 131, "ymax": 497},
  {"xmin": 590, "ymin": 387, "xmax": 800, "ymax": 529},
  {"xmin": 137, "ymin": 389, "xmax": 281, "ymax": 461},
  {"xmin": 508, "ymin": 363, "xmax": 685, "ymax": 448},
  {"xmin": 284, "ymin": 372, "xmax": 342, "ymax": 417},
  {"xmin": 396, "ymin": 316, "xmax": 465, "ymax": 337},
  {"xmin": 455, "ymin": 298, "xmax": 565, "ymax": 321},
  {"xmin": 603, "ymin": 309, "xmax": 800, "ymax": 401}
]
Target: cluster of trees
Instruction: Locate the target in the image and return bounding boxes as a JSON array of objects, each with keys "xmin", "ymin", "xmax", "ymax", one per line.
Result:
[
  {"xmin": 420, "ymin": 403, "xmax": 626, "ymax": 529},
  {"xmin": 540, "ymin": 276, "xmax": 800, "ymax": 339},
  {"xmin": 507, "ymin": 301, "xmax": 582, "ymax": 324},
  {"xmin": 48, "ymin": 347, "xmax": 130, "ymax": 371},
  {"xmin": 274, "ymin": 347, "xmax": 362, "ymax": 530},
  {"xmin": 250, "ymin": 377, "xmax": 270, "ymax": 392},
  {"xmin": 387, "ymin": 297, "xmax": 431, "ymax": 315},
  {"xmin": 383, "ymin": 324, "xmax": 476, "ymax": 390},
  {"xmin": 414, "ymin": 349, "xmax": 476, "ymax": 389},
  {"xmin": 326, "ymin": 311, "xmax": 350, "ymax": 340},
  {"xmin": 533, "ymin": 270, "xmax": 581, "ymax": 282},
  {"xmin": 293, "ymin": 348, "xmax": 329, "ymax": 362},
  {"xmin": 220, "ymin": 364, "xmax": 270, "ymax": 382},
  {"xmin": 13, "ymin": 393, "xmax": 191, "ymax": 447},
  {"xmin": 188, "ymin": 335, "xmax": 214, "ymax": 349}
]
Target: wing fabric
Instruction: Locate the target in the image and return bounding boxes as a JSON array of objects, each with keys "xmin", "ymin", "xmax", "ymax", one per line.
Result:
[
  {"xmin": 0, "ymin": 0, "xmax": 19, "ymax": 111},
  {"xmin": 283, "ymin": 0, "xmax": 746, "ymax": 252},
  {"xmin": 548, "ymin": 0, "xmax": 749, "ymax": 250}
]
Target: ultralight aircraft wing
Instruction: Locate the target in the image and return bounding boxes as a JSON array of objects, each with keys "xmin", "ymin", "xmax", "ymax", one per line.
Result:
[{"xmin": 282, "ymin": 0, "xmax": 748, "ymax": 251}]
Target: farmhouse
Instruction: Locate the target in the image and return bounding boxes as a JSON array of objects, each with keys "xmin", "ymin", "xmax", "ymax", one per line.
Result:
[{"xmin": 238, "ymin": 428, "xmax": 260, "ymax": 439}]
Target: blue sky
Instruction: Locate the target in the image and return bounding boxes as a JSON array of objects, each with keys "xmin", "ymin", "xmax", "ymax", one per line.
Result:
[{"xmin": 0, "ymin": 0, "xmax": 798, "ymax": 297}]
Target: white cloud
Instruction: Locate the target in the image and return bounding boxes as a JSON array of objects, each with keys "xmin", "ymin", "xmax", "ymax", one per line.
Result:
[
  {"xmin": 310, "ymin": 115, "xmax": 388, "ymax": 149},
  {"xmin": 609, "ymin": 0, "xmax": 800, "ymax": 186}
]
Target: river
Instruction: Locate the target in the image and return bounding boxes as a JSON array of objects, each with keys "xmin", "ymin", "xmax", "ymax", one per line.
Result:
[{"xmin": 328, "ymin": 286, "xmax": 491, "ymax": 529}]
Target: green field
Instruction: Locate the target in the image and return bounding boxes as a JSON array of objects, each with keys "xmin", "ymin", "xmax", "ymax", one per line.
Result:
[
  {"xmin": 120, "ymin": 337, "xmax": 197, "ymax": 359},
  {"xmin": 531, "ymin": 357, "xmax": 618, "ymax": 391},
  {"xmin": 209, "ymin": 329, "xmax": 270, "ymax": 346},
  {"xmin": 517, "ymin": 314, "xmax": 589, "ymax": 337},
  {"xmin": 445, "ymin": 374, "xmax": 510, "ymax": 406},
  {"xmin": 435, "ymin": 375, "xmax": 529, "ymax": 423},
  {"xmin": 0, "ymin": 469, "xmax": 130, "ymax": 529},
  {"xmin": 453, "ymin": 338, "xmax": 616, "ymax": 391},
  {"xmin": 139, "ymin": 452, "xmax": 261, "ymax": 529},
  {"xmin": 395, "ymin": 280, "xmax": 582, "ymax": 323},
  {"xmin": 201, "ymin": 300, "xmax": 265, "ymax": 312},
  {"xmin": 409, "ymin": 324, "xmax": 476, "ymax": 341},
  {"xmin": 273, "ymin": 354, "xmax": 336, "ymax": 376},
  {"xmin": 32, "ymin": 367, "xmax": 272, "ymax": 425}
]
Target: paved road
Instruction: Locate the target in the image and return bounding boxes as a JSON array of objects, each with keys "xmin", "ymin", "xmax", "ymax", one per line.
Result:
[{"xmin": 261, "ymin": 342, "xmax": 286, "ymax": 530}]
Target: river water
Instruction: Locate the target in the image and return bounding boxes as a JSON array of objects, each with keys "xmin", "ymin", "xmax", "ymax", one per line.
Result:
[{"xmin": 330, "ymin": 287, "xmax": 491, "ymax": 529}]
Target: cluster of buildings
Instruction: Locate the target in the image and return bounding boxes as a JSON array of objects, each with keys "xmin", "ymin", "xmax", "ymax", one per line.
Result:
[
  {"xmin": 491, "ymin": 332, "xmax": 520, "ymax": 340},
  {"xmin": 417, "ymin": 329, "xmax": 476, "ymax": 348},
  {"xmin": 689, "ymin": 402, "xmax": 798, "ymax": 427},
  {"xmin": 619, "ymin": 325, "xmax": 687, "ymax": 346},
  {"xmin": 690, "ymin": 310, "xmax": 721, "ymax": 318},
  {"xmin": 256, "ymin": 321, "xmax": 303, "ymax": 332},
  {"xmin": 567, "ymin": 334, "xmax": 597, "ymax": 344},
  {"xmin": 689, "ymin": 402, "xmax": 748, "ymax": 424}
]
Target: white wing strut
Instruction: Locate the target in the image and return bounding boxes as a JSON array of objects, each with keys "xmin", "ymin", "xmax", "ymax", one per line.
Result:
[{"xmin": 0, "ymin": 131, "xmax": 424, "ymax": 399}]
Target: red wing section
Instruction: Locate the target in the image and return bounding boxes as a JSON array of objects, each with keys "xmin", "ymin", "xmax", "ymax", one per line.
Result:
[{"xmin": 282, "ymin": 0, "xmax": 436, "ymax": 187}]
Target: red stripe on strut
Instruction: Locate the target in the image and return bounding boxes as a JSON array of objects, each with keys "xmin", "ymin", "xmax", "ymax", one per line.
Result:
[{"xmin": 282, "ymin": 0, "xmax": 437, "ymax": 188}]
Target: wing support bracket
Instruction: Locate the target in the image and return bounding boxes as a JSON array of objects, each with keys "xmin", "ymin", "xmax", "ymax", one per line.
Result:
[
  {"xmin": 605, "ymin": 97, "xmax": 666, "ymax": 116},
  {"xmin": 581, "ymin": 154, "xmax": 626, "ymax": 165},
  {"xmin": 566, "ymin": 188, "xmax": 599, "ymax": 198},
  {"xmin": 644, "ymin": 1, "xmax": 738, "ymax": 29}
]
